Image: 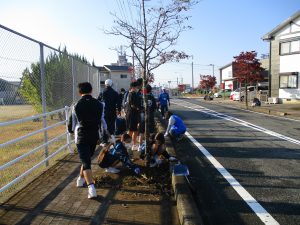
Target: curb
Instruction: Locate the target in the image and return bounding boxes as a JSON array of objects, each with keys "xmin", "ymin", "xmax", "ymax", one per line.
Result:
[
  {"xmin": 202, "ymin": 99, "xmax": 299, "ymax": 120},
  {"xmin": 155, "ymin": 117, "xmax": 204, "ymax": 225}
]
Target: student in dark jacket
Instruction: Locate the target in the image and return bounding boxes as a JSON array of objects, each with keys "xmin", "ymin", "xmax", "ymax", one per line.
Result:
[
  {"xmin": 126, "ymin": 82, "xmax": 140, "ymax": 151},
  {"xmin": 98, "ymin": 79, "xmax": 121, "ymax": 145},
  {"xmin": 138, "ymin": 84, "xmax": 157, "ymax": 151},
  {"xmin": 68, "ymin": 82, "xmax": 102, "ymax": 199}
]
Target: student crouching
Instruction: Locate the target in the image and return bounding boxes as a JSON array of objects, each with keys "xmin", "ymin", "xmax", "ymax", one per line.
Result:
[{"xmin": 97, "ymin": 133, "xmax": 140, "ymax": 175}]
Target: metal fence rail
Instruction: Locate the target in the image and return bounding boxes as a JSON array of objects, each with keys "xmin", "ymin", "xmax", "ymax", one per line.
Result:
[
  {"xmin": 0, "ymin": 24, "xmax": 101, "ymax": 202},
  {"xmin": 0, "ymin": 107, "xmax": 73, "ymax": 194}
]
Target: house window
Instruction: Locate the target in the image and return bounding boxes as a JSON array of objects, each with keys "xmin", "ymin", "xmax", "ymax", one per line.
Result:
[
  {"xmin": 120, "ymin": 74, "xmax": 127, "ymax": 78},
  {"xmin": 280, "ymin": 40, "xmax": 300, "ymax": 55},
  {"xmin": 291, "ymin": 40, "xmax": 300, "ymax": 52},
  {"xmin": 279, "ymin": 73, "xmax": 298, "ymax": 88}
]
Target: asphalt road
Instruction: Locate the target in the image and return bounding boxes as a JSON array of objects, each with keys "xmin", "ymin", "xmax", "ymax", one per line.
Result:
[{"xmin": 170, "ymin": 98, "xmax": 300, "ymax": 225}]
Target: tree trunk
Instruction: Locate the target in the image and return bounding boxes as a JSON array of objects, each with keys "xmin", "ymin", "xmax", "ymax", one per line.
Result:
[
  {"xmin": 245, "ymin": 82, "xmax": 248, "ymax": 108},
  {"xmin": 142, "ymin": 0, "xmax": 151, "ymax": 166},
  {"xmin": 239, "ymin": 82, "xmax": 242, "ymax": 102}
]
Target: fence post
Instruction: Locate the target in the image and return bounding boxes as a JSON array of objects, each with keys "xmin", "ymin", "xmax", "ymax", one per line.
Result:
[
  {"xmin": 72, "ymin": 58, "xmax": 76, "ymax": 103},
  {"xmin": 88, "ymin": 66, "xmax": 90, "ymax": 83},
  {"xmin": 64, "ymin": 106, "xmax": 73, "ymax": 153},
  {"xmin": 98, "ymin": 69, "xmax": 101, "ymax": 95},
  {"xmin": 39, "ymin": 43, "xmax": 49, "ymax": 167}
]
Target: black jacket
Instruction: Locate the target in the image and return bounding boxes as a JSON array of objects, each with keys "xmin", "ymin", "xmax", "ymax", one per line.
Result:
[
  {"xmin": 98, "ymin": 86, "xmax": 120, "ymax": 116},
  {"xmin": 68, "ymin": 95, "xmax": 103, "ymax": 144}
]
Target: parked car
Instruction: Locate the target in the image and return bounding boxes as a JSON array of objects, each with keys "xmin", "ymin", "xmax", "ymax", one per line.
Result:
[
  {"xmin": 230, "ymin": 87, "xmax": 245, "ymax": 101},
  {"xmin": 214, "ymin": 89, "xmax": 232, "ymax": 98},
  {"xmin": 230, "ymin": 86, "xmax": 268, "ymax": 101}
]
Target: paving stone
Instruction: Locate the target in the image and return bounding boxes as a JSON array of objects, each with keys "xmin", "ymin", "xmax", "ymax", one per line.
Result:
[{"xmin": 0, "ymin": 152, "xmax": 179, "ymax": 225}]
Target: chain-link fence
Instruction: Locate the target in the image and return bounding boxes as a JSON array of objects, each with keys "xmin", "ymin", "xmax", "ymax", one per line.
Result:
[{"xmin": 0, "ymin": 24, "xmax": 101, "ymax": 203}]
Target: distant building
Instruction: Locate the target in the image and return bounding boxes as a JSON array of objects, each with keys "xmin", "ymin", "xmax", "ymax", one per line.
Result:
[
  {"xmin": 219, "ymin": 59, "xmax": 269, "ymax": 91},
  {"xmin": 102, "ymin": 65, "xmax": 132, "ymax": 91},
  {"xmin": 219, "ymin": 63, "xmax": 235, "ymax": 90},
  {"xmin": 97, "ymin": 54, "xmax": 134, "ymax": 92},
  {"xmin": 262, "ymin": 10, "xmax": 300, "ymax": 102}
]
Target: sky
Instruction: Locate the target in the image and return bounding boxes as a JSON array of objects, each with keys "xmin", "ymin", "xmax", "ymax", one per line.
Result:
[{"xmin": 0, "ymin": 0, "xmax": 299, "ymax": 88}]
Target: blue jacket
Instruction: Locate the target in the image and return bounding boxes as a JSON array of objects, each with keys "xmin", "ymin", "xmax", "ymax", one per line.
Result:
[
  {"xmin": 172, "ymin": 115, "xmax": 186, "ymax": 133},
  {"xmin": 159, "ymin": 92, "xmax": 170, "ymax": 106}
]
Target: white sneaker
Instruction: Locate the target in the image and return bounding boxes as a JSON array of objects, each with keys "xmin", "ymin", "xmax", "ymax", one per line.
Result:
[
  {"xmin": 105, "ymin": 167, "xmax": 120, "ymax": 173},
  {"xmin": 150, "ymin": 161, "xmax": 157, "ymax": 167},
  {"xmin": 100, "ymin": 142, "xmax": 108, "ymax": 147},
  {"xmin": 88, "ymin": 185, "xmax": 97, "ymax": 199},
  {"xmin": 76, "ymin": 176, "xmax": 85, "ymax": 187},
  {"xmin": 138, "ymin": 145, "xmax": 143, "ymax": 152},
  {"xmin": 169, "ymin": 156, "xmax": 177, "ymax": 162},
  {"xmin": 111, "ymin": 135, "xmax": 116, "ymax": 144}
]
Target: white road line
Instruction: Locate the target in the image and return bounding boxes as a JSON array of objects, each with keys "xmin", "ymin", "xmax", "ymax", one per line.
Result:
[
  {"xmin": 174, "ymin": 99, "xmax": 300, "ymax": 146},
  {"xmin": 190, "ymin": 98, "xmax": 300, "ymax": 123},
  {"xmin": 185, "ymin": 131, "xmax": 280, "ymax": 225}
]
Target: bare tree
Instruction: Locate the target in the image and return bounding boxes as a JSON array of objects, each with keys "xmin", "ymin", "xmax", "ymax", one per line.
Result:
[{"xmin": 106, "ymin": 0, "xmax": 197, "ymax": 165}]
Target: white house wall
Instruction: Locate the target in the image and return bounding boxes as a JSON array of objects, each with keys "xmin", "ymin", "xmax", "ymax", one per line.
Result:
[
  {"xmin": 224, "ymin": 81, "xmax": 233, "ymax": 90},
  {"xmin": 279, "ymin": 88, "xmax": 300, "ymax": 99},
  {"xmin": 291, "ymin": 17, "xmax": 300, "ymax": 32},
  {"xmin": 110, "ymin": 71, "xmax": 131, "ymax": 92},
  {"xmin": 222, "ymin": 66, "xmax": 233, "ymax": 80},
  {"xmin": 280, "ymin": 54, "xmax": 300, "ymax": 73},
  {"xmin": 280, "ymin": 32, "xmax": 300, "ymax": 40},
  {"xmin": 279, "ymin": 54, "xmax": 300, "ymax": 100},
  {"xmin": 275, "ymin": 26, "xmax": 291, "ymax": 37}
]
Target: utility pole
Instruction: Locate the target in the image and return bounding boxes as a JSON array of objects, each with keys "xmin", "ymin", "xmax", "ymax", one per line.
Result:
[
  {"xmin": 131, "ymin": 43, "xmax": 135, "ymax": 78},
  {"xmin": 209, "ymin": 64, "xmax": 215, "ymax": 77},
  {"xmin": 191, "ymin": 55, "xmax": 194, "ymax": 91}
]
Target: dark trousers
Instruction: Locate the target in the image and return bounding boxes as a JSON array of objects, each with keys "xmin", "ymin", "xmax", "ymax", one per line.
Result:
[
  {"xmin": 160, "ymin": 105, "xmax": 168, "ymax": 117},
  {"xmin": 77, "ymin": 143, "xmax": 96, "ymax": 170},
  {"xmin": 103, "ymin": 114, "xmax": 116, "ymax": 143}
]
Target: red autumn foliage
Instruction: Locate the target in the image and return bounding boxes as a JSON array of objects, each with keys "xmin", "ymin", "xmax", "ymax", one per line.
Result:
[
  {"xmin": 199, "ymin": 75, "xmax": 216, "ymax": 90},
  {"xmin": 233, "ymin": 51, "xmax": 264, "ymax": 85}
]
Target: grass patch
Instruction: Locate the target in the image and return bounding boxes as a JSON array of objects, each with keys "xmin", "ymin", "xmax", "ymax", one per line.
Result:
[
  {"xmin": 0, "ymin": 105, "xmax": 72, "ymax": 203},
  {"xmin": 291, "ymin": 106, "xmax": 300, "ymax": 110}
]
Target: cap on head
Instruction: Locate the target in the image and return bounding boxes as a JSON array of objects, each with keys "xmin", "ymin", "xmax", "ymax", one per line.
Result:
[{"xmin": 105, "ymin": 79, "xmax": 113, "ymax": 87}]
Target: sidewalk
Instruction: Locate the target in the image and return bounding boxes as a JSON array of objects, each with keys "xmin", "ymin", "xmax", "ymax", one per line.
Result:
[
  {"xmin": 204, "ymin": 98, "xmax": 300, "ymax": 120},
  {"xmin": 0, "ymin": 149, "xmax": 179, "ymax": 225}
]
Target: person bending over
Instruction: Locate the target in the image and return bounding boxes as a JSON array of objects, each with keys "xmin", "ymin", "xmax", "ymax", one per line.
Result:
[
  {"xmin": 150, "ymin": 133, "xmax": 177, "ymax": 167},
  {"xmin": 164, "ymin": 111, "xmax": 186, "ymax": 141},
  {"xmin": 139, "ymin": 133, "xmax": 176, "ymax": 166},
  {"xmin": 97, "ymin": 133, "xmax": 140, "ymax": 175}
]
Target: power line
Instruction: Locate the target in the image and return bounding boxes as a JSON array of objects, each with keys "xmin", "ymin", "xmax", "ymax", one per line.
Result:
[{"xmin": 125, "ymin": 0, "xmax": 135, "ymax": 26}]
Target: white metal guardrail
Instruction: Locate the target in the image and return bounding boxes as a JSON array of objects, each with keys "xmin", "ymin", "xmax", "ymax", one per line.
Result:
[{"xmin": 0, "ymin": 106, "xmax": 74, "ymax": 193}]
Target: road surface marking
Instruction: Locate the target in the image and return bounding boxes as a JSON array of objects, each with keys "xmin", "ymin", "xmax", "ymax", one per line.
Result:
[
  {"xmin": 185, "ymin": 131, "xmax": 280, "ymax": 225},
  {"xmin": 174, "ymin": 99, "xmax": 300, "ymax": 146},
  {"xmin": 190, "ymin": 98, "xmax": 300, "ymax": 123}
]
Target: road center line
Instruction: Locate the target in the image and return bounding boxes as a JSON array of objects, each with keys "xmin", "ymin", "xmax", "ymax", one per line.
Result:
[
  {"xmin": 174, "ymin": 99, "xmax": 300, "ymax": 146},
  {"xmin": 185, "ymin": 131, "xmax": 279, "ymax": 225}
]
